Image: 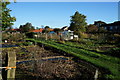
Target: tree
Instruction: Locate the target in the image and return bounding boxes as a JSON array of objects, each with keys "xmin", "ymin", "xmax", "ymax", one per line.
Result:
[
  {"xmin": 42, "ymin": 26, "xmax": 50, "ymax": 40},
  {"xmin": 36, "ymin": 27, "xmax": 39, "ymax": 29},
  {"xmin": 19, "ymin": 22, "xmax": 34, "ymax": 32},
  {"xmin": 1, "ymin": 1, "xmax": 16, "ymax": 30},
  {"xmin": 86, "ymin": 24, "xmax": 98, "ymax": 33},
  {"xmin": 54, "ymin": 28, "xmax": 62, "ymax": 40},
  {"xmin": 69, "ymin": 11, "xmax": 87, "ymax": 36},
  {"xmin": 54, "ymin": 28, "xmax": 62, "ymax": 35},
  {"xmin": 44, "ymin": 26, "xmax": 50, "ymax": 29}
]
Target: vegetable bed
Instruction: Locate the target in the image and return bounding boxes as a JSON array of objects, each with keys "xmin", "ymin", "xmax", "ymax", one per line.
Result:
[{"xmin": 26, "ymin": 38, "xmax": 120, "ymax": 80}]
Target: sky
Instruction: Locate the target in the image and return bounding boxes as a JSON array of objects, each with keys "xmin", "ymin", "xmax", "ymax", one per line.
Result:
[
  {"xmin": 8, "ymin": 2, "xmax": 119, "ymax": 29},
  {"xmin": 9, "ymin": 0, "xmax": 120, "ymax": 2}
]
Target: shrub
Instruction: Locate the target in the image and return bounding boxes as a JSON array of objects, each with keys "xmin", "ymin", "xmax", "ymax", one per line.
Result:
[
  {"xmin": 79, "ymin": 32, "xmax": 88, "ymax": 39},
  {"xmin": 114, "ymin": 34, "xmax": 120, "ymax": 43},
  {"xmin": 16, "ymin": 43, "xmax": 23, "ymax": 46},
  {"xmin": 23, "ymin": 42, "xmax": 33, "ymax": 46},
  {"xmin": 106, "ymin": 48, "xmax": 120, "ymax": 57},
  {"xmin": 25, "ymin": 32, "xmax": 35, "ymax": 38},
  {"xmin": 2, "ymin": 32, "xmax": 26, "ymax": 43}
]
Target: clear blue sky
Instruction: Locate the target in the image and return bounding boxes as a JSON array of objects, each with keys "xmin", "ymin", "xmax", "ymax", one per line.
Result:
[
  {"xmin": 8, "ymin": 2, "xmax": 118, "ymax": 29},
  {"xmin": 9, "ymin": 0, "xmax": 120, "ymax": 2}
]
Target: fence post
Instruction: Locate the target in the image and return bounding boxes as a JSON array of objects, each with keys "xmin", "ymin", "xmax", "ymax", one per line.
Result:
[
  {"xmin": 0, "ymin": 48, "xmax": 2, "ymax": 80},
  {"xmin": 7, "ymin": 50, "xmax": 16, "ymax": 80},
  {"xmin": 0, "ymin": 68, "xmax": 2, "ymax": 80},
  {"xmin": 94, "ymin": 69, "xmax": 99, "ymax": 80}
]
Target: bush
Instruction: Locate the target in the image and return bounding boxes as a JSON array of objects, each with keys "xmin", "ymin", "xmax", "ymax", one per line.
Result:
[
  {"xmin": 25, "ymin": 32, "xmax": 35, "ymax": 38},
  {"xmin": 16, "ymin": 42, "xmax": 33, "ymax": 46},
  {"xmin": 114, "ymin": 34, "xmax": 120, "ymax": 43},
  {"xmin": 106, "ymin": 48, "xmax": 120, "ymax": 57},
  {"xmin": 23, "ymin": 42, "xmax": 33, "ymax": 46},
  {"xmin": 116, "ymin": 43, "xmax": 120, "ymax": 47},
  {"xmin": 79, "ymin": 32, "xmax": 88, "ymax": 39},
  {"xmin": 2, "ymin": 32, "xmax": 26, "ymax": 43},
  {"xmin": 16, "ymin": 43, "xmax": 23, "ymax": 46}
]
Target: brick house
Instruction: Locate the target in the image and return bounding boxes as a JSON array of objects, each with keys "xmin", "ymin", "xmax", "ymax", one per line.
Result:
[
  {"xmin": 102, "ymin": 21, "xmax": 120, "ymax": 33},
  {"xmin": 94, "ymin": 21, "xmax": 120, "ymax": 33}
]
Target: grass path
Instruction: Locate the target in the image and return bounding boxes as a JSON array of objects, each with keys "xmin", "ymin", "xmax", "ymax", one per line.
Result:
[{"xmin": 26, "ymin": 38, "xmax": 120, "ymax": 79}]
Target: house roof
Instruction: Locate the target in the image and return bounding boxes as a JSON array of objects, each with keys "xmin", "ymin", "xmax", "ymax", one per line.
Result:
[
  {"xmin": 61, "ymin": 26, "xmax": 68, "ymax": 31},
  {"xmin": 48, "ymin": 28, "xmax": 54, "ymax": 31},
  {"xmin": 102, "ymin": 21, "xmax": 120, "ymax": 27},
  {"xmin": 30, "ymin": 28, "xmax": 54, "ymax": 32},
  {"xmin": 11, "ymin": 29, "xmax": 21, "ymax": 31},
  {"xmin": 94, "ymin": 21, "xmax": 106, "ymax": 24},
  {"xmin": 30, "ymin": 28, "xmax": 44, "ymax": 32}
]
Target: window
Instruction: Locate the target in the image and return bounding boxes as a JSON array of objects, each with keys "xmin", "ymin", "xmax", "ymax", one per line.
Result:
[
  {"xmin": 110, "ymin": 26, "xmax": 113, "ymax": 30},
  {"xmin": 104, "ymin": 27, "xmax": 107, "ymax": 30},
  {"xmin": 115, "ymin": 26, "xmax": 118, "ymax": 29}
]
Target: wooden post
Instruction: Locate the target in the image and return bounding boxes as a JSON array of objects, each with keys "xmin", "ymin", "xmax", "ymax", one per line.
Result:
[
  {"xmin": 7, "ymin": 50, "xmax": 16, "ymax": 80},
  {"xmin": 0, "ymin": 50, "xmax": 2, "ymax": 80},
  {"xmin": 0, "ymin": 65, "xmax": 2, "ymax": 80},
  {"xmin": 94, "ymin": 69, "xmax": 99, "ymax": 80},
  {"xmin": 0, "ymin": 73, "xmax": 2, "ymax": 80}
]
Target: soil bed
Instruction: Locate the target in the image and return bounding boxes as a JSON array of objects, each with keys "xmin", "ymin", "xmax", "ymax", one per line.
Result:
[{"xmin": 2, "ymin": 45, "xmax": 99, "ymax": 80}]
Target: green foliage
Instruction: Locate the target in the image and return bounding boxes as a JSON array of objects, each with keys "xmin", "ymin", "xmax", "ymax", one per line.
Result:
[
  {"xmin": 90, "ymin": 33, "xmax": 115, "ymax": 44},
  {"xmin": 57, "ymin": 40, "xmax": 65, "ymax": 44},
  {"xmin": 86, "ymin": 24, "xmax": 98, "ymax": 33},
  {"xmin": 1, "ymin": 1, "xmax": 16, "ymax": 31},
  {"xmin": 42, "ymin": 27, "xmax": 51, "ymax": 40},
  {"xmin": 2, "ymin": 32, "xmax": 26, "ymax": 42},
  {"xmin": 42, "ymin": 26, "xmax": 51, "ymax": 34},
  {"xmin": 2, "ymin": 32, "xmax": 9, "ymax": 41},
  {"xmin": 106, "ymin": 75, "xmax": 115, "ymax": 79},
  {"xmin": 23, "ymin": 42, "xmax": 33, "ymax": 46},
  {"xmin": 106, "ymin": 48, "xmax": 120, "ymax": 57},
  {"xmin": 17, "ymin": 52, "xmax": 26, "ymax": 55},
  {"xmin": 69, "ymin": 11, "xmax": 87, "ymax": 35},
  {"xmin": 42, "ymin": 29, "xmax": 49, "ymax": 33},
  {"xmin": 114, "ymin": 34, "xmax": 120, "ymax": 43},
  {"xmin": 99, "ymin": 27, "xmax": 107, "ymax": 33},
  {"xmin": 16, "ymin": 43, "xmax": 23, "ymax": 46},
  {"xmin": 78, "ymin": 32, "xmax": 88, "ymax": 39},
  {"xmin": 19, "ymin": 22, "xmax": 35, "ymax": 32},
  {"xmin": 16, "ymin": 42, "xmax": 33, "ymax": 46},
  {"xmin": 25, "ymin": 32, "xmax": 35, "ymax": 38},
  {"xmin": 44, "ymin": 26, "xmax": 50, "ymax": 29},
  {"xmin": 54, "ymin": 28, "xmax": 62, "ymax": 35}
]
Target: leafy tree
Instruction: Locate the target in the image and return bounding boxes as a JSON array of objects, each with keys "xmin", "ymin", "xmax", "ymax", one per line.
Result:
[
  {"xmin": 43, "ymin": 26, "xmax": 50, "ymax": 33},
  {"xmin": 69, "ymin": 11, "xmax": 87, "ymax": 36},
  {"xmin": 42, "ymin": 26, "xmax": 50, "ymax": 33},
  {"xmin": 42, "ymin": 26, "xmax": 50, "ymax": 40},
  {"xmin": 86, "ymin": 24, "xmax": 98, "ymax": 33},
  {"xmin": 54, "ymin": 28, "xmax": 62, "ymax": 35},
  {"xmin": 36, "ymin": 27, "xmax": 39, "ymax": 29},
  {"xmin": 54, "ymin": 28, "xmax": 62, "ymax": 41},
  {"xmin": 44, "ymin": 26, "xmax": 50, "ymax": 29},
  {"xmin": 25, "ymin": 32, "xmax": 35, "ymax": 38},
  {"xmin": 19, "ymin": 22, "xmax": 34, "ymax": 32},
  {"xmin": 1, "ymin": 1, "xmax": 16, "ymax": 31}
]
